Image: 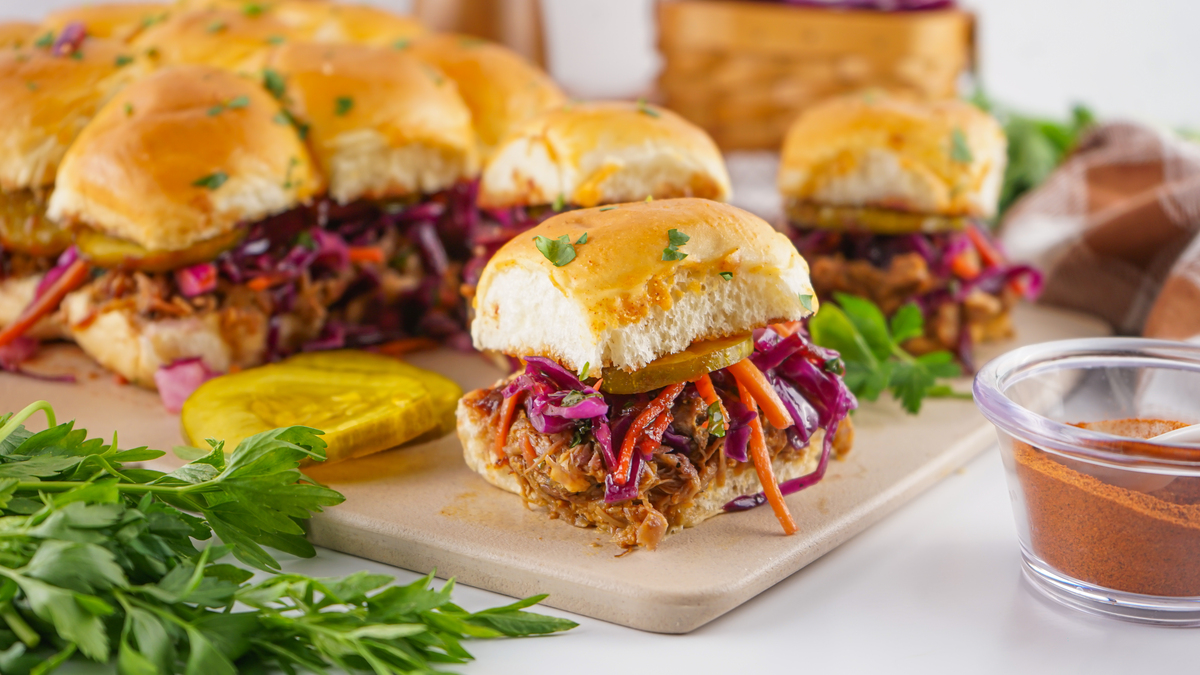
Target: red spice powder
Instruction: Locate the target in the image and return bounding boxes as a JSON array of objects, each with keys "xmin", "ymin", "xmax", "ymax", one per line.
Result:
[{"xmin": 1015, "ymin": 418, "xmax": 1200, "ymax": 597}]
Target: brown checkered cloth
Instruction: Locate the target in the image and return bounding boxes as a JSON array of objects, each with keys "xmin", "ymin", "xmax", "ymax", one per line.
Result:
[{"xmin": 1000, "ymin": 122, "xmax": 1200, "ymax": 341}]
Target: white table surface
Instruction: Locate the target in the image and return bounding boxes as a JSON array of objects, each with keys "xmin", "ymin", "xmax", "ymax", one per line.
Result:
[{"xmin": 242, "ymin": 444, "xmax": 1193, "ymax": 675}]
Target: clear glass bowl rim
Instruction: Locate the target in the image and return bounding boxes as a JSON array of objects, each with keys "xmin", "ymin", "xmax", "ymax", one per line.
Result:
[{"xmin": 973, "ymin": 336, "xmax": 1200, "ymax": 471}]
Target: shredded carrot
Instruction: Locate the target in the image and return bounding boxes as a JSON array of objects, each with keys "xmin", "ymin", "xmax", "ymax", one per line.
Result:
[
  {"xmin": 227, "ymin": 364, "xmax": 242, "ymax": 374},
  {"xmin": 0, "ymin": 259, "xmax": 90, "ymax": 349},
  {"xmin": 737, "ymin": 379, "xmax": 798, "ymax": 536},
  {"xmin": 636, "ymin": 412, "xmax": 673, "ymax": 459},
  {"xmin": 376, "ymin": 337, "xmax": 438, "ymax": 357},
  {"xmin": 520, "ymin": 435, "xmax": 537, "ymax": 465},
  {"xmin": 692, "ymin": 373, "xmax": 729, "ymax": 433},
  {"xmin": 726, "ymin": 359, "xmax": 793, "ymax": 430},
  {"xmin": 949, "ymin": 248, "xmax": 981, "ymax": 280},
  {"xmin": 770, "ymin": 321, "xmax": 802, "ymax": 338},
  {"xmin": 348, "ymin": 246, "xmax": 385, "ymax": 264},
  {"xmin": 614, "ymin": 382, "xmax": 685, "ymax": 485},
  {"xmin": 494, "ymin": 393, "xmax": 521, "ymax": 463},
  {"xmin": 965, "ymin": 224, "xmax": 1005, "ymax": 269},
  {"xmin": 247, "ymin": 275, "xmax": 278, "ymax": 292}
]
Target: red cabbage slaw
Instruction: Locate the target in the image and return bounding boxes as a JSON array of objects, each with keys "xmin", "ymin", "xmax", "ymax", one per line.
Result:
[
  {"xmin": 790, "ymin": 222, "xmax": 1042, "ymax": 367},
  {"xmin": 496, "ymin": 331, "xmax": 857, "ymax": 510},
  {"xmin": 463, "ymin": 204, "xmax": 562, "ymax": 290}
]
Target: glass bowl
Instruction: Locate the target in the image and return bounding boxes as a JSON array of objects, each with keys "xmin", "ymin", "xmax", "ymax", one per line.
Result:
[{"xmin": 974, "ymin": 337, "xmax": 1200, "ymax": 625}]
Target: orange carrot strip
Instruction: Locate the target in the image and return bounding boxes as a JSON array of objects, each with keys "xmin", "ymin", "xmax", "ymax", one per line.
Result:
[
  {"xmin": 247, "ymin": 276, "xmax": 277, "ymax": 292},
  {"xmin": 949, "ymin": 248, "xmax": 981, "ymax": 280},
  {"xmin": 0, "ymin": 259, "xmax": 90, "ymax": 349},
  {"xmin": 636, "ymin": 412, "xmax": 672, "ymax": 459},
  {"xmin": 770, "ymin": 321, "xmax": 801, "ymax": 338},
  {"xmin": 726, "ymin": 359, "xmax": 793, "ymax": 430},
  {"xmin": 348, "ymin": 246, "xmax": 385, "ymax": 264},
  {"xmin": 614, "ymin": 382, "xmax": 685, "ymax": 485},
  {"xmin": 692, "ymin": 373, "xmax": 729, "ymax": 432},
  {"xmin": 376, "ymin": 337, "xmax": 438, "ymax": 357},
  {"xmin": 737, "ymin": 379, "xmax": 798, "ymax": 536},
  {"xmin": 965, "ymin": 224, "xmax": 1005, "ymax": 269},
  {"xmin": 494, "ymin": 393, "xmax": 521, "ymax": 463}
]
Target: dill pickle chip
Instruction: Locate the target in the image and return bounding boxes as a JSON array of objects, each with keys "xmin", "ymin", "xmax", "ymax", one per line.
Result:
[
  {"xmin": 181, "ymin": 354, "xmax": 447, "ymax": 464},
  {"xmin": 285, "ymin": 351, "xmax": 462, "ymax": 434},
  {"xmin": 600, "ymin": 333, "xmax": 754, "ymax": 395}
]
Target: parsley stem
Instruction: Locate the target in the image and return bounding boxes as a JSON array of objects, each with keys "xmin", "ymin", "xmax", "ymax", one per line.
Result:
[
  {"xmin": 12, "ymin": 481, "xmax": 183, "ymax": 494},
  {"xmin": 0, "ymin": 602, "xmax": 39, "ymax": 648},
  {"xmin": 0, "ymin": 401, "xmax": 56, "ymax": 445},
  {"xmin": 890, "ymin": 343, "xmax": 917, "ymax": 364}
]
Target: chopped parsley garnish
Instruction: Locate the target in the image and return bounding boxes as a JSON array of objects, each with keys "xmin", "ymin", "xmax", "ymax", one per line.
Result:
[
  {"xmin": 719, "ymin": 271, "xmax": 733, "ymax": 281},
  {"xmin": 123, "ymin": 102, "xmax": 133, "ymax": 116},
  {"xmin": 661, "ymin": 228, "xmax": 689, "ymax": 261},
  {"xmin": 950, "ymin": 127, "xmax": 973, "ymax": 163},
  {"xmin": 262, "ymin": 67, "xmax": 286, "ymax": 100},
  {"xmin": 33, "ymin": 32, "xmax": 53, "ymax": 49},
  {"xmin": 243, "ymin": 2, "xmax": 266, "ymax": 17},
  {"xmin": 24, "ymin": 81, "xmax": 36, "ymax": 91},
  {"xmin": 392, "ymin": 38, "xmax": 410, "ymax": 50},
  {"xmin": 192, "ymin": 171, "xmax": 229, "ymax": 190},
  {"xmin": 799, "ymin": 293, "xmax": 814, "ymax": 312},
  {"xmin": 114, "ymin": 54, "xmax": 132, "ymax": 67},
  {"xmin": 272, "ymin": 109, "xmax": 310, "ymax": 139},
  {"xmin": 207, "ymin": 20, "xmax": 227, "ymax": 33},
  {"xmin": 295, "ymin": 230, "xmax": 316, "ymax": 250},
  {"xmin": 282, "ymin": 156, "xmax": 299, "ymax": 189},
  {"xmin": 578, "ymin": 362, "xmax": 590, "ymax": 380},
  {"xmin": 560, "ymin": 390, "xmax": 600, "ymax": 407},
  {"xmin": 266, "ymin": 34, "xmax": 286, "ymax": 45},
  {"xmin": 140, "ymin": 12, "xmax": 165, "ymax": 28},
  {"xmin": 575, "ymin": 232, "xmax": 588, "ymax": 245},
  {"xmin": 69, "ymin": 50, "xmax": 83, "ymax": 60},
  {"xmin": 637, "ymin": 98, "xmax": 660, "ymax": 118},
  {"xmin": 208, "ymin": 95, "xmax": 249, "ymax": 116},
  {"xmin": 533, "ymin": 234, "xmax": 577, "ymax": 267},
  {"xmin": 334, "ymin": 96, "xmax": 354, "ymax": 116},
  {"xmin": 552, "ymin": 193, "xmax": 565, "ymax": 211},
  {"xmin": 598, "ymin": 206, "xmax": 617, "ymax": 212},
  {"xmin": 706, "ymin": 401, "xmax": 726, "ymax": 438}
]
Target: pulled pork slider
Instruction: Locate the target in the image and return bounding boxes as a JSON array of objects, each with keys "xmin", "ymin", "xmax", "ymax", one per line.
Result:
[
  {"xmin": 0, "ymin": 32, "xmax": 130, "ymax": 342},
  {"xmin": 464, "ymin": 101, "xmax": 732, "ymax": 297},
  {"xmin": 405, "ymin": 34, "xmax": 565, "ymax": 159},
  {"xmin": 48, "ymin": 65, "xmax": 322, "ymax": 388},
  {"xmin": 458, "ymin": 198, "xmax": 856, "ymax": 550},
  {"xmin": 43, "ymin": 3, "xmax": 171, "ymax": 42},
  {"xmin": 264, "ymin": 42, "xmax": 479, "ymax": 345},
  {"xmin": 779, "ymin": 93, "xmax": 1039, "ymax": 365}
]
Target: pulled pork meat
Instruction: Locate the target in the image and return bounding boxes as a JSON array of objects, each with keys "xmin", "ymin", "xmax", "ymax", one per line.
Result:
[{"xmin": 464, "ymin": 379, "xmax": 844, "ymax": 550}]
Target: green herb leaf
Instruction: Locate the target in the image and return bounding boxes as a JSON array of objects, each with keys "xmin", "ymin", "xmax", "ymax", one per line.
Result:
[
  {"xmin": 192, "ymin": 171, "xmax": 228, "ymax": 190},
  {"xmin": 392, "ymin": 38, "xmax": 410, "ymax": 50},
  {"xmin": 207, "ymin": 20, "xmax": 227, "ymax": 33},
  {"xmin": 533, "ymin": 234, "xmax": 576, "ymax": 267},
  {"xmin": 552, "ymin": 193, "xmax": 565, "ymax": 211},
  {"xmin": 719, "ymin": 271, "xmax": 733, "ymax": 281},
  {"xmin": 578, "ymin": 362, "xmax": 589, "ymax": 380},
  {"xmin": 799, "ymin": 293, "xmax": 814, "ymax": 312},
  {"xmin": 662, "ymin": 228, "xmax": 689, "ymax": 261},
  {"xmin": 226, "ymin": 95, "xmax": 249, "ymax": 110},
  {"xmin": 115, "ymin": 54, "xmax": 133, "ymax": 67},
  {"xmin": 575, "ymin": 232, "xmax": 588, "ymax": 245},
  {"xmin": 242, "ymin": 2, "xmax": 266, "ymax": 17},
  {"xmin": 888, "ymin": 302, "xmax": 924, "ymax": 344},
  {"xmin": 334, "ymin": 96, "xmax": 353, "ymax": 116},
  {"xmin": 950, "ymin": 127, "xmax": 973, "ymax": 163},
  {"xmin": 124, "ymin": 102, "xmax": 133, "ymax": 116},
  {"xmin": 706, "ymin": 401, "xmax": 726, "ymax": 438},
  {"xmin": 261, "ymin": 67, "xmax": 285, "ymax": 100},
  {"xmin": 266, "ymin": 34, "xmax": 285, "ymax": 45},
  {"xmin": 637, "ymin": 98, "xmax": 660, "ymax": 118},
  {"xmin": 33, "ymin": 32, "xmax": 53, "ymax": 49},
  {"xmin": 598, "ymin": 205, "xmax": 617, "ymax": 212}
]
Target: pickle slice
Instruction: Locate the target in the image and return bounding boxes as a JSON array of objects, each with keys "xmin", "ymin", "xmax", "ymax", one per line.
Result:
[
  {"xmin": 285, "ymin": 350, "xmax": 463, "ymax": 434},
  {"xmin": 77, "ymin": 227, "xmax": 245, "ymax": 272},
  {"xmin": 786, "ymin": 201, "xmax": 968, "ymax": 234},
  {"xmin": 600, "ymin": 333, "xmax": 754, "ymax": 395},
  {"xmin": 181, "ymin": 353, "xmax": 449, "ymax": 465},
  {"xmin": 0, "ymin": 190, "xmax": 72, "ymax": 256}
]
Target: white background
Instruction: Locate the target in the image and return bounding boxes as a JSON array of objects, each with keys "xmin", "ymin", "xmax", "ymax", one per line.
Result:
[{"xmin": 9, "ymin": 0, "xmax": 1199, "ymax": 672}]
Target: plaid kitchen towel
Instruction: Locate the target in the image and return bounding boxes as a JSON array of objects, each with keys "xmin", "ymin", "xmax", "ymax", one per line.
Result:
[{"xmin": 1000, "ymin": 122, "xmax": 1200, "ymax": 340}]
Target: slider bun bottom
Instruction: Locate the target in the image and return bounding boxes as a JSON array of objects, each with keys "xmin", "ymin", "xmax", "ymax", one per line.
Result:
[
  {"xmin": 0, "ymin": 274, "xmax": 68, "ymax": 340},
  {"xmin": 456, "ymin": 391, "xmax": 824, "ymax": 534}
]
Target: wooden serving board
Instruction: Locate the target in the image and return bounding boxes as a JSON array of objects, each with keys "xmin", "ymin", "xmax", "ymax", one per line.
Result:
[{"xmin": 0, "ymin": 303, "xmax": 1108, "ymax": 634}]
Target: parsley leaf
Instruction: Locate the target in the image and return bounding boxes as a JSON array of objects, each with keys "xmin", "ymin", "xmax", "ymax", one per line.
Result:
[
  {"xmin": 662, "ymin": 228, "xmax": 689, "ymax": 261},
  {"xmin": 719, "ymin": 271, "xmax": 733, "ymax": 281},
  {"xmin": 114, "ymin": 54, "xmax": 132, "ymax": 67},
  {"xmin": 552, "ymin": 193, "xmax": 565, "ymax": 211},
  {"xmin": 392, "ymin": 38, "xmax": 410, "ymax": 50},
  {"xmin": 799, "ymin": 293, "xmax": 814, "ymax": 312},
  {"xmin": 334, "ymin": 96, "xmax": 353, "ymax": 116},
  {"xmin": 706, "ymin": 401, "xmax": 726, "ymax": 438},
  {"xmin": 637, "ymin": 98, "xmax": 660, "ymax": 118},
  {"xmin": 261, "ymin": 67, "xmax": 285, "ymax": 100},
  {"xmin": 242, "ymin": 2, "xmax": 266, "ymax": 17},
  {"xmin": 575, "ymin": 232, "xmax": 588, "ymax": 245},
  {"xmin": 809, "ymin": 294, "xmax": 965, "ymax": 414},
  {"xmin": 950, "ymin": 127, "xmax": 973, "ymax": 163},
  {"xmin": 533, "ymin": 234, "xmax": 576, "ymax": 267},
  {"xmin": 192, "ymin": 171, "xmax": 228, "ymax": 190},
  {"xmin": 33, "ymin": 32, "xmax": 53, "ymax": 49}
]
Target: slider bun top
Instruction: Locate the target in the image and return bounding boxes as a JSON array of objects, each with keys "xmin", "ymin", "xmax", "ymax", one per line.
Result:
[
  {"xmin": 263, "ymin": 1, "xmax": 425, "ymax": 46},
  {"xmin": 48, "ymin": 64, "xmax": 321, "ymax": 252},
  {"xmin": 472, "ymin": 198, "xmax": 813, "ymax": 372},
  {"xmin": 0, "ymin": 38, "xmax": 131, "ymax": 191},
  {"xmin": 266, "ymin": 42, "xmax": 476, "ymax": 204},
  {"xmin": 43, "ymin": 3, "xmax": 172, "ymax": 42},
  {"xmin": 405, "ymin": 34, "xmax": 565, "ymax": 158},
  {"xmin": 478, "ymin": 101, "xmax": 731, "ymax": 209},
  {"xmin": 131, "ymin": 8, "xmax": 291, "ymax": 73},
  {"xmin": 778, "ymin": 93, "xmax": 1007, "ymax": 219}
]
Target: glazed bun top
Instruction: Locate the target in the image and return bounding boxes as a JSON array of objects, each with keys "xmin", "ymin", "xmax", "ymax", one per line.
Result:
[
  {"xmin": 263, "ymin": 1, "xmax": 425, "ymax": 46},
  {"xmin": 48, "ymin": 64, "xmax": 321, "ymax": 252},
  {"xmin": 266, "ymin": 42, "xmax": 477, "ymax": 204},
  {"xmin": 131, "ymin": 7, "xmax": 291, "ymax": 73},
  {"xmin": 478, "ymin": 101, "xmax": 732, "ymax": 210},
  {"xmin": 778, "ymin": 93, "xmax": 1007, "ymax": 219},
  {"xmin": 43, "ymin": 3, "xmax": 172, "ymax": 43},
  {"xmin": 405, "ymin": 34, "xmax": 565, "ymax": 158},
  {"xmin": 0, "ymin": 37, "xmax": 131, "ymax": 191},
  {"xmin": 472, "ymin": 198, "xmax": 813, "ymax": 372}
]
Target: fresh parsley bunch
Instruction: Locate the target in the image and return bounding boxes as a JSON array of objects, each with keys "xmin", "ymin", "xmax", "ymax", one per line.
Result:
[
  {"xmin": 809, "ymin": 294, "xmax": 968, "ymax": 414},
  {"xmin": 0, "ymin": 401, "xmax": 576, "ymax": 674}
]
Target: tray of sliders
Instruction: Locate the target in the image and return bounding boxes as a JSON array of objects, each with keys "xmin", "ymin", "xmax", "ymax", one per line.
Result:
[{"xmin": 0, "ymin": 8, "xmax": 1107, "ymax": 636}]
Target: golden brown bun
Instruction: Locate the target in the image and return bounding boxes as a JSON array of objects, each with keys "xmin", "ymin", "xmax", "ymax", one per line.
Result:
[
  {"xmin": 0, "ymin": 22, "xmax": 41, "ymax": 49},
  {"xmin": 177, "ymin": 0, "xmax": 425, "ymax": 45},
  {"xmin": 457, "ymin": 391, "xmax": 824, "ymax": 533},
  {"xmin": 778, "ymin": 93, "xmax": 1007, "ymax": 220},
  {"xmin": 43, "ymin": 3, "xmax": 172, "ymax": 43},
  {"xmin": 478, "ymin": 101, "xmax": 732, "ymax": 209},
  {"xmin": 405, "ymin": 34, "xmax": 564, "ymax": 158},
  {"xmin": 0, "ymin": 38, "xmax": 131, "ymax": 191},
  {"xmin": 472, "ymin": 198, "xmax": 814, "ymax": 372},
  {"xmin": 48, "ymin": 64, "xmax": 321, "ymax": 252},
  {"xmin": 131, "ymin": 7, "xmax": 292, "ymax": 73},
  {"xmin": 266, "ymin": 42, "xmax": 476, "ymax": 203}
]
